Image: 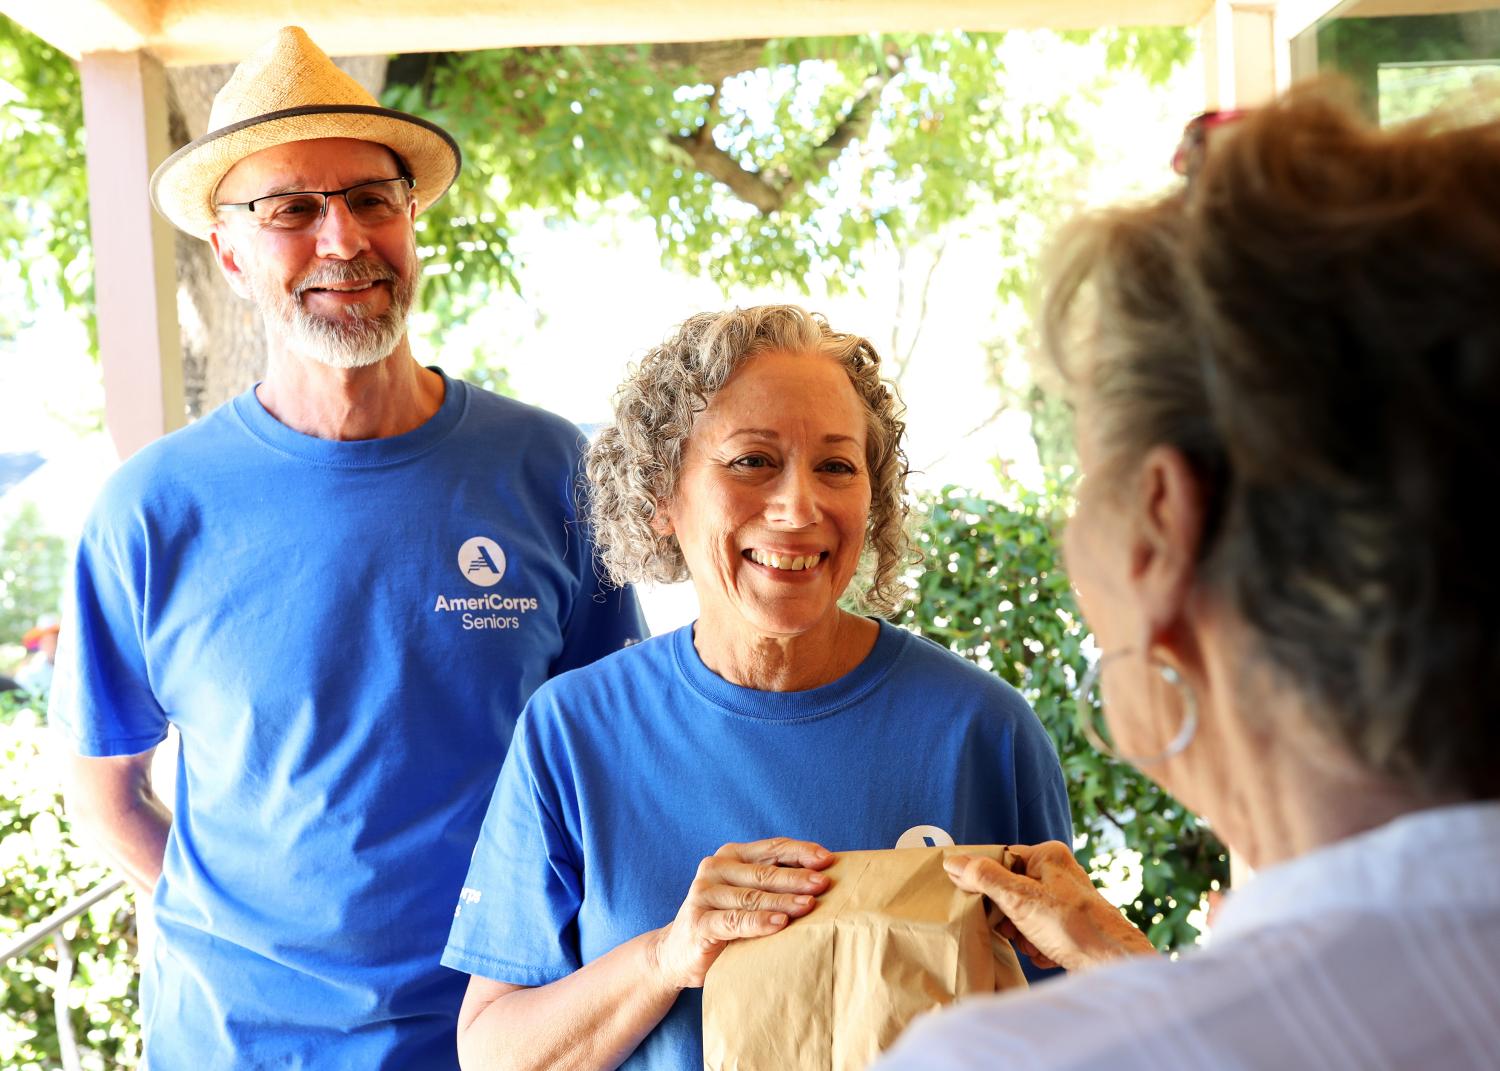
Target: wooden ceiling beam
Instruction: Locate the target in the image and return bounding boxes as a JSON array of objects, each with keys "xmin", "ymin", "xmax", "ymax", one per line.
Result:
[{"xmin": 7, "ymin": 0, "xmax": 1212, "ymax": 64}]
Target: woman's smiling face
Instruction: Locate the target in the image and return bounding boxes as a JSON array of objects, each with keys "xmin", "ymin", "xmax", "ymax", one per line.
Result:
[{"xmin": 659, "ymin": 349, "xmax": 873, "ymax": 641}]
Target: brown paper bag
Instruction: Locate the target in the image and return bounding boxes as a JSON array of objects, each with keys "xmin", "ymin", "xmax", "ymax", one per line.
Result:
[{"xmin": 701, "ymin": 844, "xmax": 1027, "ymax": 1071}]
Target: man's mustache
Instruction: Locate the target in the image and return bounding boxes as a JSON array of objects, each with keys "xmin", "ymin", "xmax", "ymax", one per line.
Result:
[{"xmin": 293, "ymin": 258, "xmax": 400, "ymax": 299}]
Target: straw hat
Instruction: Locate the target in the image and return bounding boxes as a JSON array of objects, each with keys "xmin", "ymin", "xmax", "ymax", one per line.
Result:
[{"xmin": 151, "ymin": 26, "xmax": 461, "ymax": 239}]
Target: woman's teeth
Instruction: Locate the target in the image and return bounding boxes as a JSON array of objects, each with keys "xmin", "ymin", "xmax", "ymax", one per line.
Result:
[{"xmin": 747, "ymin": 549, "xmax": 821, "ymax": 571}]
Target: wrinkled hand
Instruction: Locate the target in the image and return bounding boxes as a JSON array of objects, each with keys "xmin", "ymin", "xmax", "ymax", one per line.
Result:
[
  {"xmin": 652, "ymin": 837, "xmax": 834, "ymax": 990},
  {"xmin": 946, "ymin": 841, "xmax": 1157, "ymax": 972}
]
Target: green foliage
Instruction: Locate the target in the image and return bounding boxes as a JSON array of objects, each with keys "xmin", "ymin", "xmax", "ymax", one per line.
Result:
[
  {"xmin": 0, "ymin": 510, "xmax": 139, "ymax": 1067},
  {"xmin": 1075, "ymin": 26, "xmax": 1197, "ymax": 84},
  {"xmin": 903, "ymin": 481, "xmax": 1228, "ymax": 950},
  {"xmin": 0, "ymin": 15, "xmax": 93, "ymax": 353},
  {"xmin": 384, "ymin": 43, "xmax": 665, "ymax": 310},
  {"xmin": 455, "ymin": 344, "xmax": 515, "ymax": 398},
  {"xmin": 1379, "ymin": 62, "xmax": 1500, "ymax": 127},
  {"xmin": 387, "ymin": 29, "xmax": 1190, "ymax": 309},
  {"xmin": 1, "ymin": 701, "xmax": 141, "ymax": 1069},
  {"xmin": 1, "ymin": 504, "xmax": 67, "ymax": 662},
  {"xmin": 1316, "ymin": 12, "xmax": 1500, "ymax": 121},
  {"xmin": 0, "ymin": 22, "xmax": 1188, "ymax": 351}
]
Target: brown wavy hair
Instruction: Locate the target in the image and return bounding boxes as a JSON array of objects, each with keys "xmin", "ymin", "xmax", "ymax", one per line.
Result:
[
  {"xmin": 1041, "ymin": 87, "xmax": 1500, "ymax": 799},
  {"xmin": 586, "ymin": 305, "xmax": 912, "ymax": 615}
]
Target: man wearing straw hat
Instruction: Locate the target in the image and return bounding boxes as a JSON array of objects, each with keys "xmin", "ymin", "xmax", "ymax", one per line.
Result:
[{"xmin": 49, "ymin": 26, "xmax": 645, "ymax": 1068}]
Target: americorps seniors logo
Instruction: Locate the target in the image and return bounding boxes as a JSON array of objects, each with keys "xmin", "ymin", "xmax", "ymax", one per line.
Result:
[
  {"xmin": 458, "ymin": 536, "xmax": 506, "ymax": 587},
  {"xmin": 431, "ymin": 537, "xmax": 539, "ymax": 631}
]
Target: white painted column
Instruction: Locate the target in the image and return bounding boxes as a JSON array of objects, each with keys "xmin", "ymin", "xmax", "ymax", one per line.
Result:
[
  {"xmin": 79, "ymin": 49, "xmax": 185, "ymax": 460},
  {"xmin": 1201, "ymin": 1, "xmax": 1282, "ymax": 109},
  {"xmin": 1204, "ymin": 0, "xmax": 1351, "ymax": 110}
]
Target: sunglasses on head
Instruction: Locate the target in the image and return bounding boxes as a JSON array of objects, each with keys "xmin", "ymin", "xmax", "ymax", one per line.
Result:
[{"xmin": 1171, "ymin": 109, "xmax": 1247, "ymax": 178}]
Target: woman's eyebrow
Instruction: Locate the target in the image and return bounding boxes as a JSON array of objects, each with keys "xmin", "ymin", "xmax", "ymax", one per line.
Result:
[{"xmin": 724, "ymin": 429, "xmax": 860, "ymax": 445}]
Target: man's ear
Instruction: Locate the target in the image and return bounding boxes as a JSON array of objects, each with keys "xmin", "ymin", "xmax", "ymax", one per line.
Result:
[
  {"xmin": 1128, "ymin": 444, "xmax": 1208, "ymax": 649},
  {"xmin": 209, "ymin": 228, "xmax": 253, "ymax": 299}
]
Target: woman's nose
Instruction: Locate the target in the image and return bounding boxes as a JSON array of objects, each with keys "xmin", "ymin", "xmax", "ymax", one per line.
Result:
[{"xmin": 767, "ymin": 466, "xmax": 820, "ymax": 528}]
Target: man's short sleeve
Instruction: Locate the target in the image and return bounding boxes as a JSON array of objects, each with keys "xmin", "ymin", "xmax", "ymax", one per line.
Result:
[
  {"xmin": 48, "ymin": 512, "xmax": 169, "ymax": 757},
  {"xmin": 547, "ymin": 452, "xmax": 647, "ymax": 675},
  {"xmin": 550, "ymin": 545, "xmax": 647, "ymax": 678},
  {"xmin": 537, "ymin": 438, "xmax": 644, "ymax": 678},
  {"xmin": 442, "ymin": 693, "xmax": 584, "ymax": 986}
]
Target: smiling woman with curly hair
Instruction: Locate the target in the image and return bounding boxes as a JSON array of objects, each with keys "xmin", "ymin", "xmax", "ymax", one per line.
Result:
[
  {"xmin": 585, "ymin": 305, "xmax": 911, "ymax": 613},
  {"xmin": 443, "ymin": 304, "xmax": 1073, "ymax": 1071}
]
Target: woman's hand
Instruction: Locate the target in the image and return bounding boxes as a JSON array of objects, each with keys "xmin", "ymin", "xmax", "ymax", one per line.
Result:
[
  {"xmin": 946, "ymin": 841, "xmax": 1157, "ymax": 972},
  {"xmin": 651, "ymin": 837, "xmax": 834, "ymax": 990}
]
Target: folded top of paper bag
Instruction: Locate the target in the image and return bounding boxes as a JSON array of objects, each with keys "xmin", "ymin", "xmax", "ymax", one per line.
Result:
[{"xmin": 703, "ymin": 844, "xmax": 1027, "ymax": 1071}]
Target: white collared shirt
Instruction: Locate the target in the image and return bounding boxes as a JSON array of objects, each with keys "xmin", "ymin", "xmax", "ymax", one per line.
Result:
[{"xmin": 877, "ymin": 802, "xmax": 1500, "ymax": 1070}]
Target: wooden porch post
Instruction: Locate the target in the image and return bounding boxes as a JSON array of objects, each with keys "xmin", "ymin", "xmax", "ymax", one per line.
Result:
[
  {"xmin": 78, "ymin": 49, "xmax": 185, "ymax": 460},
  {"xmin": 1204, "ymin": 0, "xmax": 1351, "ymax": 110},
  {"xmin": 1200, "ymin": 0, "xmax": 1282, "ymax": 109}
]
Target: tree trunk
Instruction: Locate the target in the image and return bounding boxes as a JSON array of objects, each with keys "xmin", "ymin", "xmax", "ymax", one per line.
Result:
[{"xmin": 165, "ymin": 56, "xmax": 389, "ymax": 417}]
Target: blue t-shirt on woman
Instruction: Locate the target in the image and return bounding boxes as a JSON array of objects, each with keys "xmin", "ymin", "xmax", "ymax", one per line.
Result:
[{"xmin": 443, "ymin": 620, "xmax": 1073, "ymax": 1070}]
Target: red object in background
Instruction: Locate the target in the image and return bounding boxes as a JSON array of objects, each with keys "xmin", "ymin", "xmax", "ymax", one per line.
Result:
[
  {"xmin": 22, "ymin": 622, "xmax": 59, "ymax": 652},
  {"xmin": 1172, "ymin": 109, "xmax": 1247, "ymax": 178}
]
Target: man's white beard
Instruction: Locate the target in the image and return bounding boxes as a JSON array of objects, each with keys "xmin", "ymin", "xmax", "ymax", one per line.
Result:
[{"xmin": 254, "ymin": 255, "xmax": 417, "ymax": 370}]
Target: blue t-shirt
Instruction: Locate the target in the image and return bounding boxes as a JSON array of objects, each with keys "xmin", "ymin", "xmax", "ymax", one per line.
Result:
[
  {"xmin": 49, "ymin": 372, "xmax": 646, "ymax": 1070},
  {"xmin": 442, "ymin": 620, "xmax": 1073, "ymax": 1071}
]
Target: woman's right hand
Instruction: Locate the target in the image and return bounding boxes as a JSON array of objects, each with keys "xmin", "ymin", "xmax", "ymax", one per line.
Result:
[
  {"xmin": 945, "ymin": 841, "xmax": 1157, "ymax": 972},
  {"xmin": 651, "ymin": 837, "xmax": 834, "ymax": 990}
]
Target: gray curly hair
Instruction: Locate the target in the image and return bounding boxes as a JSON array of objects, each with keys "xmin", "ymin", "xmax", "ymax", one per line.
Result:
[{"xmin": 586, "ymin": 305, "xmax": 911, "ymax": 615}]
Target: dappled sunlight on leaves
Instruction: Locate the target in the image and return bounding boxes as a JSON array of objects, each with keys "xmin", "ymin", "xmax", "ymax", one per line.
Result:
[{"xmin": 902, "ymin": 480, "xmax": 1228, "ymax": 951}]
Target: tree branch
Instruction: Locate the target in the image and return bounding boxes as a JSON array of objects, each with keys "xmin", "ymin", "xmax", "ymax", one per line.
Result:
[
  {"xmin": 393, "ymin": 38, "xmax": 906, "ymax": 217},
  {"xmin": 892, "ymin": 238, "xmax": 947, "ymax": 382},
  {"xmin": 806, "ymin": 49, "xmax": 904, "ymax": 175},
  {"xmin": 667, "ymin": 134, "xmax": 788, "ymax": 214},
  {"xmin": 648, "ymin": 39, "xmax": 770, "ymax": 85},
  {"xmin": 672, "ymin": 46, "xmax": 905, "ymax": 216},
  {"xmin": 918, "ymin": 402, "xmax": 1005, "ymax": 471},
  {"xmin": 890, "ymin": 244, "xmax": 908, "ymax": 360},
  {"xmin": 668, "ymin": 81, "xmax": 789, "ymax": 215}
]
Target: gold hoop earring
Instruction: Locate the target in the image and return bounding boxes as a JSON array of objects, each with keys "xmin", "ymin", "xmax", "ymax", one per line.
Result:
[{"xmin": 1074, "ymin": 647, "xmax": 1199, "ymax": 766}]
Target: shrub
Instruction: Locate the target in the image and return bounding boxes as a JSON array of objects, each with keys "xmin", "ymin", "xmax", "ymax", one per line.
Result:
[
  {"xmin": 902, "ymin": 481, "xmax": 1228, "ymax": 950},
  {"xmin": 1, "ymin": 695, "xmax": 141, "ymax": 1069}
]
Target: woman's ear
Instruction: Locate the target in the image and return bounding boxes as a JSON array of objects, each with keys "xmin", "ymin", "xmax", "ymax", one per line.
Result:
[
  {"xmin": 649, "ymin": 498, "xmax": 675, "ymax": 538},
  {"xmin": 1129, "ymin": 444, "xmax": 1208, "ymax": 647}
]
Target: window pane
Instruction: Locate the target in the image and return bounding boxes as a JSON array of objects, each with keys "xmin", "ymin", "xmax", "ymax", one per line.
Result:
[{"xmin": 1297, "ymin": 7, "xmax": 1500, "ymax": 124}]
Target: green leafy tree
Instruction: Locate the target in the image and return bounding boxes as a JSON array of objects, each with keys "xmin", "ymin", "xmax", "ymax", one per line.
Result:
[
  {"xmin": 904, "ymin": 481, "xmax": 1228, "ymax": 951},
  {"xmin": 0, "ymin": 15, "xmax": 92, "ymax": 351},
  {"xmin": 1, "ymin": 507, "xmax": 140, "ymax": 1069},
  {"xmin": 0, "ymin": 504, "xmax": 67, "ymax": 659},
  {"xmin": 1, "ymin": 699, "xmax": 141, "ymax": 1070},
  {"xmin": 387, "ymin": 29, "xmax": 1191, "ymax": 316},
  {"xmin": 2, "ymin": 21, "xmax": 1187, "ymax": 407},
  {"xmin": 1315, "ymin": 11, "xmax": 1500, "ymax": 122}
]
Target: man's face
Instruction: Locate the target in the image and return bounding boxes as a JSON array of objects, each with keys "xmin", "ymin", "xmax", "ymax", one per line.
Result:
[{"xmin": 210, "ymin": 138, "xmax": 420, "ymax": 369}]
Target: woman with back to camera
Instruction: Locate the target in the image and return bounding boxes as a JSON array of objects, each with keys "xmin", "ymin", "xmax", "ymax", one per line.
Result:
[
  {"xmin": 442, "ymin": 305, "xmax": 1074, "ymax": 1070},
  {"xmin": 877, "ymin": 89, "xmax": 1500, "ymax": 1069}
]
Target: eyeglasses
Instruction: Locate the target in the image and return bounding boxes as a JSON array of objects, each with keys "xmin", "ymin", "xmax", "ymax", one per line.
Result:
[{"xmin": 216, "ymin": 175, "xmax": 415, "ymax": 232}]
